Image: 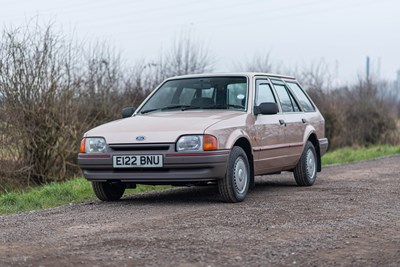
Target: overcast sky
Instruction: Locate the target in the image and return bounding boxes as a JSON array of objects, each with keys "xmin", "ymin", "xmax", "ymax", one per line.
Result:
[{"xmin": 1, "ymin": 0, "xmax": 399, "ymax": 84}]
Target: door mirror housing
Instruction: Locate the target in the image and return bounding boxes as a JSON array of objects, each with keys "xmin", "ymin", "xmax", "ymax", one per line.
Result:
[
  {"xmin": 122, "ymin": 107, "xmax": 136, "ymax": 118},
  {"xmin": 254, "ymin": 102, "xmax": 279, "ymax": 115}
]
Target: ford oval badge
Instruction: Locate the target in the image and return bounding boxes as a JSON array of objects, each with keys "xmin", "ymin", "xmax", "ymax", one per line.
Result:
[{"xmin": 136, "ymin": 136, "xmax": 145, "ymax": 141}]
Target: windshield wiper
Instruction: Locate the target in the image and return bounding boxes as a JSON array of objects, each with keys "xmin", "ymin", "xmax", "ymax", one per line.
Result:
[
  {"xmin": 161, "ymin": 105, "xmax": 193, "ymax": 111},
  {"xmin": 140, "ymin": 105, "xmax": 200, "ymax": 114},
  {"xmin": 140, "ymin": 108, "xmax": 160, "ymax": 114}
]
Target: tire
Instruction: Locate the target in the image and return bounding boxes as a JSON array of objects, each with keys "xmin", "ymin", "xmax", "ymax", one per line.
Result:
[
  {"xmin": 293, "ymin": 141, "xmax": 318, "ymax": 186},
  {"xmin": 218, "ymin": 146, "xmax": 251, "ymax": 203},
  {"xmin": 92, "ymin": 181, "xmax": 125, "ymax": 201}
]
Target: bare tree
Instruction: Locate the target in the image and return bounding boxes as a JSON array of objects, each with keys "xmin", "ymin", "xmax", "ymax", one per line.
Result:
[
  {"xmin": 0, "ymin": 22, "xmax": 145, "ymax": 189},
  {"xmin": 342, "ymin": 78, "xmax": 398, "ymax": 146},
  {"xmin": 297, "ymin": 59, "xmax": 334, "ymax": 92},
  {"xmin": 80, "ymin": 41, "xmax": 126, "ymax": 124},
  {"xmin": 0, "ymin": 22, "xmax": 82, "ymax": 186},
  {"xmin": 155, "ymin": 30, "xmax": 213, "ymax": 80},
  {"xmin": 235, "ymin": 52, "xmax": 280, "ymax": 73}
]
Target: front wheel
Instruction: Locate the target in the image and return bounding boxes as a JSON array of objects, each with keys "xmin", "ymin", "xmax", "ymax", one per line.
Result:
[
  {"xmin": 218, "ymin": 146, "xmax": 251, "ymax": 203},
  {"xmin": 92, "ymin": 181, "xmax": 125, "ymax": 201},
  {"xmin": 293, "ymin": 141, "xmax": 318, "ymax": 186}
]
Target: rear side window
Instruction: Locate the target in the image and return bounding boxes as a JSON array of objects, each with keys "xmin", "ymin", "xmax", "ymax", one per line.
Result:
[
  {"xmin": 273, "ymin": 83, "xmax": 301, "ymax": 113},
  {"xmin": 286, "ymin": 82, "xmax": 315, "ymax": 112},
  {"xmin": 288, "ymin": 92, "xmax": 301, "ymax": 112}
]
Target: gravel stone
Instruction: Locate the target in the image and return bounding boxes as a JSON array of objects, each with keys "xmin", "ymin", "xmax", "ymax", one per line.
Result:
[{"xmin": 0, "ymin": 155, "xmax": 399, "ymax": 266}]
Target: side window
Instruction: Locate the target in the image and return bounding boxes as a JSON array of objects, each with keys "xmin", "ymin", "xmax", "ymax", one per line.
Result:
[
  {"xmin": 201, "ymin": 88, "xmax": 214, "ymax": 98},
  {"xmin": 288, "ymin": 91, "xmax": 301, "ymax": 112},
  {"xmin": 255, "ymin": 80, "xmax": 276, "ymax": 106},
  {"xmin": 273, "ymin": 84, "xmax": 294, "ymax": 112},
  {"xmin": 286, "ymin": 82, "xmax": 315, "ymax": 112}
]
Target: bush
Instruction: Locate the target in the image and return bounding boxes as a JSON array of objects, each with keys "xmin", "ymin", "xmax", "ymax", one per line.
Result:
[
  {"xmin": 0, "ymin": 23, "xmax": 144, "ymax": 188},
  {"xmin": 0, "ymin": 22, "xmax": 213, "ymax": 191},
  {"xmin": 307, "ymin": 80, "xmax": 399, "ymax": 149}
]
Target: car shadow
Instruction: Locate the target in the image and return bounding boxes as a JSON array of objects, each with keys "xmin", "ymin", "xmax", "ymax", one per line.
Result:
[
  {"xmin": 120, "ymin": 185, "xmax": 222, "ymax": 205},
  {"xmin": 253, "ymin": 175, "xmax": 298, "ymax": 189},
  {"xmin": 112, "ymin": 175, "xmax": 300, "ymax": 205}
]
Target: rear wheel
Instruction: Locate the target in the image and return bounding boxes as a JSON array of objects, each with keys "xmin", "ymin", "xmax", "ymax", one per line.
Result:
[
  {"xmin": 293, "ymin": 141, "xmax": 317, "ymax": 186},
  {"xmin": 218, "ymin": 146, "xmax": 250, "ymax": 203},
  {"xmin": 92, "ymin": 181, "xmax": 125, "ymax": 201}
]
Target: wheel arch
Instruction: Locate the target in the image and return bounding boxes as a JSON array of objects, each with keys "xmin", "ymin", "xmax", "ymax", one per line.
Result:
[
  {"xmin": 307, "ymin": 132, "xmax": 322, "ymax": 172},
  {"xmin": 232, "ymin": 137, "xmax": 255, "ymax": 188}
]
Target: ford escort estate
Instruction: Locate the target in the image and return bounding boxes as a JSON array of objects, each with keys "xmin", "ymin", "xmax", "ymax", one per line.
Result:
[{"xmin": 78, "ymin": 73, "xmax": 328, "ymax": 202}]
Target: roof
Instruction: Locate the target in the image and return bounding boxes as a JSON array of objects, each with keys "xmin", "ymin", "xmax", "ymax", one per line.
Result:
[{"xmin": 167, "ymin": 72, "xmax": 296, "ymax": 80}]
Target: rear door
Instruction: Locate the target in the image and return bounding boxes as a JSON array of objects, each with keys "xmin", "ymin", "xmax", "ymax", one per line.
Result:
[{"xmin": 271, "ymin": 80, "xmax": 306, "ymax": 167}]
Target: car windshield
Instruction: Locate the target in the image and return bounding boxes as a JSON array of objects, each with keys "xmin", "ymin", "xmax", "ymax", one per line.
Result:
[{"xmin": 138, "ymin": 77, "xmax": 248, "ymax": 114}]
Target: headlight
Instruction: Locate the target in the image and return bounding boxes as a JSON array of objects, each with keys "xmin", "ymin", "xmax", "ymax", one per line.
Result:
[
  {"xmin": 177, "ymin": 135, "xmax": 202, "ymax": 151},
  {"xmin": 176, "ymin": 135, "xmax": 218, "ymax": 152},
  {"xmin": 81, "ymin": 137, "xmax": 107, "ymax": 153}
]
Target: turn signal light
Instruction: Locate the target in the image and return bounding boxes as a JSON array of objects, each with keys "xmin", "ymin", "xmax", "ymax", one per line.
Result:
[
  {"xmin": 80, "ymin": 138, "xmax": 86, "ymax": 153},
  {"xmin": 203, "ymin": 135, "xmax": 218, "ymax": 151}
]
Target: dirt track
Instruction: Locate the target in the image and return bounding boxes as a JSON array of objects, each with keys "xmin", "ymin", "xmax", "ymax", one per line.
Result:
[{"xmin": 1, "ymin": 155, "xmax": 399, "ymax": 267}]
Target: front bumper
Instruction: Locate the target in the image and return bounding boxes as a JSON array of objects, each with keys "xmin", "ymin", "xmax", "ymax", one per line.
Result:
[{"xmin": 78, "ymin": 144, "xmax": 230, "ymax": 183}]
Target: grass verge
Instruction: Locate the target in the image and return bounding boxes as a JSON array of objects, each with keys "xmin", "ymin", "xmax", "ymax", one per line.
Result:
[
  {"xmin": 1, "ymin": 145, "xmax": 399, "ymax": 215},
  {"xmin": 0, "ymin": 179, "xmax": 170, "ymax": 215},
  {"xmin": 322, "ymin": 144, "xmax": 400, "ymax": 165}
]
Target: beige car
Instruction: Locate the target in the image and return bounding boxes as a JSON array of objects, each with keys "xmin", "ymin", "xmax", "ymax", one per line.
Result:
[{"xmin": 78, "ymin": 73, "xmax": 328, "ymax": 202}]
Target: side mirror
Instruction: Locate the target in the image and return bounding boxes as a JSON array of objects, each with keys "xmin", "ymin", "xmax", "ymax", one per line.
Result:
[
  {"xmin": 122, "ymin": 107, "xmax": 136, "ymax": 118},
  {"xmin": 254, "ymin": 102, "xmax": 279, "ymax": 115}
]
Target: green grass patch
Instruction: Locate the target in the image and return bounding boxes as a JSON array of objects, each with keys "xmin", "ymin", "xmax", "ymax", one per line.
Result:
[
  {"xmin": 1, "ymin": 145, "xmax": 399, "ymax": 215},
  {"xmin": 322, "ymin": 144, "xmax": 400, "ymax": 165},
  {"xmin": 0, "ymin": 178, "xmax": 170, "ymax": 215}
]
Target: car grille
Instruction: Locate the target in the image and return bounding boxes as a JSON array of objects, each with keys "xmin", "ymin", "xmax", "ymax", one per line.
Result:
[{"xmin": 108, "ymin": 143, "xmax": 172, "ymax": 151}]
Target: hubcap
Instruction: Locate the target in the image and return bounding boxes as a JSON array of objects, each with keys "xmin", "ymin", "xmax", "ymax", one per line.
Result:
[
  {"xmin": 233, "ymin": 157, "xmax": 248, "ymax": 194},
  {"xmin": 306, "ymin": 149, "xmax": 316, "ymax": 180}
]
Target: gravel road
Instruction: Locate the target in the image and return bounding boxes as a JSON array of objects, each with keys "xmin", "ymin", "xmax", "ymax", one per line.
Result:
[{"xmin": 1, "ymin": 155, "xmax": 399, "ymax": 267}]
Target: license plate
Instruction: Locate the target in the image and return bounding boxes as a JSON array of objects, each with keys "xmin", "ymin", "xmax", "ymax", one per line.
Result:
[{"xmin": 113, "ymin": 155, "xmax": 163, "ymax": 168}]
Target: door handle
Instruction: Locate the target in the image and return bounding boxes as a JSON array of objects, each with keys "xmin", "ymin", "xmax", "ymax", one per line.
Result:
[
  {"xmin": 279, "ymin": 119, "xmax": 286, "ymax": 126},
  {"xmin": 302, "ymin": 118, "xmax": 307, "ymax": 124}
]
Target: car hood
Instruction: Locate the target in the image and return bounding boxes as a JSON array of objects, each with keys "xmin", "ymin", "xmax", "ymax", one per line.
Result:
[{"xmin": 84, "ymin": 110, "xmax": 244, "ymax": 144}]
